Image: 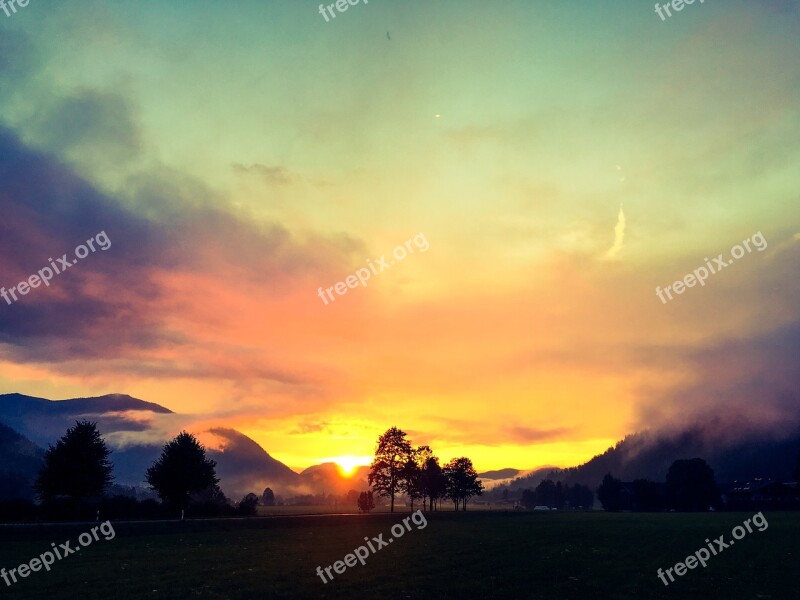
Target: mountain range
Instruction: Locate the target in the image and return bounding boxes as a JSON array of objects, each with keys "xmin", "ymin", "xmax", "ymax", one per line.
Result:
[
  {"xmin": 0, "ymin": 393, "xmax": 367, "ymax": 501},
  {"xmin": 2, "ymin": 393, "xmax": 797, "ymax": 503}
]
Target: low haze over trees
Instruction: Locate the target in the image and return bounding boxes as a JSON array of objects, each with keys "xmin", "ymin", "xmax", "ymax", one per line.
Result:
[
  {"xmin": 146, "ymin": 431, "xmax": 219, "ymax": 511},
  {"xmin": 368, "ymin": 427, "xmax": 483, "ymax": 512},
  {"xmin": 35, "ymin": 420, "xmax": 113, "ymax": 503}
]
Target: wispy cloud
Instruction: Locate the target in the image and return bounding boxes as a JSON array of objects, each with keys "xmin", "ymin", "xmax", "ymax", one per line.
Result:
[{"xmin": 603, "ymin": 204, "xmax": 626, "ymax": 260}]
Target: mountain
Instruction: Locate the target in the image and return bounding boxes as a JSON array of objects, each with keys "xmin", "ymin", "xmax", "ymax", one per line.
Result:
[
  {"xmin": 0, "ymin": 392, "xmax": 304, "ymax": 499},
  {"xmin": 0, "ymin": 392, "xmax": 376, "ymax": 500},
  {"xmin": 508, "ymin": 422, "xmax": 800, "ymax": 491},
  {"xmin": 0, "ymin": 422, "xmax": 45, "ymax": 500},
  {"xmin": 478, "ymin": 468, "xmax": 521, "ymax": 480},
  {"xmin": 202, "ymin": 428, "xmax": 300, "ymax": 498},
  {"xmin": 298, "ymin": 463, "xmax": 370, "ymax": 497},
  {"xmin": 0, "ymin": 393, "xmax": 173, "ymax": 448}
]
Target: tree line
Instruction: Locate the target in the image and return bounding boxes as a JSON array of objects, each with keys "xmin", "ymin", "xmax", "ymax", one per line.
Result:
[
  {"xmin": 597, "ymin": 458, "xmax": 720, "ymax": 512},
  {"xmin": 26, "ymin": 420, "xmax": 236, "ymax": 520},
  {"xmin": 366, "ymin": 427, "xmax": 484, "ymax": 512}
]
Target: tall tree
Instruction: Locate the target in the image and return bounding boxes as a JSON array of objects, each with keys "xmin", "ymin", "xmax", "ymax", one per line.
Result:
[
  {"xmin": 597, "ymin": 473, "xmax": 623, "ymax": 512},
  {"xmin": 368, "ymin": 427, "xmax": 412, "ymax": 513},
  {"xmin": 262, "ymin": 487, "xmax": 275, "ymax": 506},
  {"xmin": 238, "ymin": 493, "xmax": 260, "ymax": 516},
  {"xmin": 443, "ymin": 457, "xmax": 484, "ymax": 511},
  {"xmin": 405, "ymin": 446, "xmax": 433, "ymax": 511},
  {"xmin": 35, "ymin": 420, "xmax": 113, "ymax": 502},
  {"xmin": 665, "ymin": 458, "xmax": 719, "ymax": 511},
  {"xmin": 146, "ymin": 431, "xmax": 219, "ymax": 511},
  {"xmin": 422, "ymin": 456, "xmax": 448, "ymax": 511}
]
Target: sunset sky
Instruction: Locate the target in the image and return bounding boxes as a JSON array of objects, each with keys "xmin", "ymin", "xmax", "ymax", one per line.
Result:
[{"xmin": 0, "ymin": 0, "xmax": 798, "ymax": 473}]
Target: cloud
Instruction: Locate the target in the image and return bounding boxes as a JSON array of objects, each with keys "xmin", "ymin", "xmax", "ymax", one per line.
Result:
[
  {"xmin": 290, "ymin": 421, "xmax": 330, "ymax": 435},
  {"xmin": 233, "ymin": 163, "xmax": 296, "ymax": 185},
  {"xmin": 602, "ymin": 204, "xmax": 626, "ymax": 260},
  {"xmin": 0, "ymin": 129, "xmax": 360, "ymax": 386},
  {"xmin": 28, "ymin": 89, "xmax": 142, "ymax": 165}
]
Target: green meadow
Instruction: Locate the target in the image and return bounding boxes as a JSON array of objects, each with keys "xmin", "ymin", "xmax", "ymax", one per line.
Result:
[{"xmin": 0, "ymin": 511, "xmax": 796, "ymax": 599}]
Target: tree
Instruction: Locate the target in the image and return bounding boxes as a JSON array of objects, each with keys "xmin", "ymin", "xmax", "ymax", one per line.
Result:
[
  {"xmin": 444, "ymin": 457, "xmax": 484, "ymax": 511},
  {"xmin": 520, "ymin": 488, "xmax": 537, "ymax": 509},
  {"xmin": 404, "ymin": 446, "xmax": 433, "ymax": 511},
  {"xmin": 35, "ymin": 421, "xmax": 113, "ymax": 503},
  {"xmin": 597, "ymin": 473, "xmax": 623, "ymax": 512},
  {"xmin": 262, "ymin": 487, "xmax": 275, "ymax": 506},
  {"xmin": 422, "ymin": 457, "xmax": 448, "ymax": 511},
  {"xmin": 357, "ymin": 491, "xmax": 375, "ymax": 513},
  {"xmin": 535, "ymin": 479, "xmax": 556, "ymax": 507},
  {"xmin": 566, "ymin": 484, "xmax": 594, "ymax": 509},
  {"xmin": 146, "ymin": 431, "xmax": 219, "ymax": 511},
  {"xmin": 368, "ymin": 427, "xmax": 413, "ymax": 513},
  {"xmin": 631, "ymin": 479, "xmax": 664, "ymax": 512},
  {"xmin": 666, "ymin": 458, "xmax": 719, "ymax": 511},
  {"xmin": 238, "ymin": 493, "xmax": 259, "ymax": 516}
]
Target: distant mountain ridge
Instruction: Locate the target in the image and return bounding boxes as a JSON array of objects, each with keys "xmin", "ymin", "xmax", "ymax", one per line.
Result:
[
  {"xmin": 508, "ymin": 424, "xmax": 800, "ymax": 492},
  {"xmin": 0, "ymin": 392, "xmax": 362, "ymax": 499}
]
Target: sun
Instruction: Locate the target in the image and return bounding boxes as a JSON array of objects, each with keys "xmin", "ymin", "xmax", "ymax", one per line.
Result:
[{"xmin": 329, "ymin": 455, "xmax": 372, "ymax": 477}]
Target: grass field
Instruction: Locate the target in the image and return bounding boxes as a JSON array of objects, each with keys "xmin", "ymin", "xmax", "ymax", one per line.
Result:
[{"xmin": 0, "ymin": 511, "xmax": 796, "ymax": 599}]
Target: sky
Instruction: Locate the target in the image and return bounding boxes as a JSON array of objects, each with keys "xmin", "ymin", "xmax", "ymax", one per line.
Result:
[{"xmin": 0, "ymin": 0, "xmax": 798, "ymax": 473}]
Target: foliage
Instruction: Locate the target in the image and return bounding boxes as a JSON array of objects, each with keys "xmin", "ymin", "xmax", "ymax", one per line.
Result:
[
  {"xmin": 368, "ymin": 427, "xmax": 413, "ymax": 512},
  {"xmin": 597, "ymin": 473, "xmax": 623, "ymax": 512},
  {"xmin": 35, "ymin": 420, "xmax": 113, "ymax": 502},
  {"xmin": 238, "ymin": 493, "xmax": 260, "ymax": 516},
  {"xmin": 665, "ymin": 458, "xmax": 719, "ymax": 511},
  {"xmin": 146, "ymin": 431, "xmax": 219, "ymax": 511},
  {"xmin": 443, "ymin": 457, "xmax": 484, "ymax": 511},
  {"xmin": 521, "ymin": 480, "xmax": 593, "ymax": 509},
  {"xmin": 357, "ymin": 490, "xmax": 375, "ymax": 513}
]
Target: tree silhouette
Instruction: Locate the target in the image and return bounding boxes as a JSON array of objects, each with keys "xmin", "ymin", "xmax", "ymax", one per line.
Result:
[
  {"xmin": 238, "ymin": 493, "xmax": 259, "ymax": 516},
  {"xmin": 597, "ymin": 473, "xmax": 623, "ymax": 512},
  {"xmin": 357, "ymin": 490, "xmax": 375, "ymax": 513},
  {"xmin": 665, "ymin": 458, "xmax": 719, "ymax": 511},
  {"xmin": 35, "ymin": 420, "xmax": 113, "ymax": 503},
  {"xmin": 631, "ymin": 479, "xmax": 664, "ymax": 512},
  {"xmin": 422, "ymin": 456, "xmax": 448, "ymax": 511},
  {"xmin": 368, "ymin": 427, "xmax": 412, "ymax": 512},
  {"xmin": 146, "ymin": 431, "xmax": 219, "ymax": 511},
  {"xmin": 443, "ymin": 457, "xmax": 483, "ymax": 511},
  {"xmin": 404, "ymin": 446, "xmax": 433, "ymax": 511},
  {"xmin": 262, "ymin": 487, "xmax": 275, "ymax": 506}
]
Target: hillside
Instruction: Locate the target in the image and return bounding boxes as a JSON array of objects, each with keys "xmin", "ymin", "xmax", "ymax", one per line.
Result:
[
  {"xmin": 0, "ymin": 422, "xmax": 45, "ymax": 500},
  {"xmin": 507, "ymin": 423, "xmax": 800, "ymax": 491}
]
